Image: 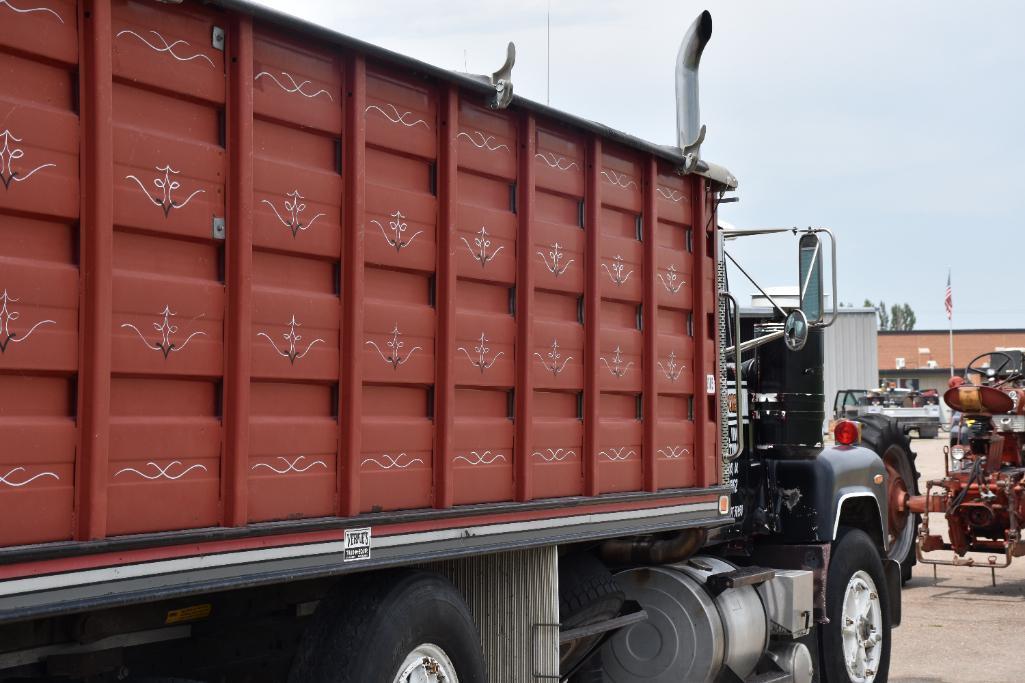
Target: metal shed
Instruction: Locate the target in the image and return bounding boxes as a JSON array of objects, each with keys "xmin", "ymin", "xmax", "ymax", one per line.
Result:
[{"xmin": 822, "ymin": 308, "xmax": 879, "ymax": 426}]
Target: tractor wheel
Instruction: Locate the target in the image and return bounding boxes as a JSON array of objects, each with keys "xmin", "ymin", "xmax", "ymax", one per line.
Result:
[{"xmin": 855, "ymin": 414, "xmax": 919, "ymax": 584}]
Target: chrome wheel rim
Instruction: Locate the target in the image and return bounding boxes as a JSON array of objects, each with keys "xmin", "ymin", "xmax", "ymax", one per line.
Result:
[
  {"xmin": 394, "ymin": 643, "xmax": 458, "ymax": 683},
  {"xmin": 841, "ymin": 570, "xmax": 883, "ymax": 683}
]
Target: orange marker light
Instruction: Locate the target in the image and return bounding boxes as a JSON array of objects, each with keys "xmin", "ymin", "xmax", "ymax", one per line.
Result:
[{"xmin": 834, "ymin": 420, "xmax": 861, "ymax": 446}]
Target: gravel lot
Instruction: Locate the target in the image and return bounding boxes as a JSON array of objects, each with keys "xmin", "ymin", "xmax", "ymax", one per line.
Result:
[{"xmin": 890, "ymin": 436, "xmax": 1025, "ymax": 683}]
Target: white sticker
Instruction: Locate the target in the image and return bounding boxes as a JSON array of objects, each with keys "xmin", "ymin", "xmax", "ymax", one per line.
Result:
[
  {"xmin": 343, "ymin": 527, "xmax": 372, "ymax": 562},
  {"xmin": 706, "ymin": 374, "xmax": 716, "ymax": 394}
]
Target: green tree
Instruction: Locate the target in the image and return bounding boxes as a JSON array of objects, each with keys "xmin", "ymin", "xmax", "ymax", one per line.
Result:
[
  {"xmin": 865, "ymin": 300, "xmax": 914, "ymax": 330},
  {"xmin": 877, "ymin": 300, "xmax": 890, "ymax": 330},
  {"xmin": 891, "ymin": 304, "xmax": 905, "ymax": 331},
  {"xmin": 903, "ymin": 304, "xmax": 916, "ymax": 330},
  {"xmin": 890, "ymin": 303, "xmax": 916, "ymax": 331}
]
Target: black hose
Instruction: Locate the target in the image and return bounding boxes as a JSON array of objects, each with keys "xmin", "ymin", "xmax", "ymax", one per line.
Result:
[{"xmin": 949, "ymin": 457, "xmax": 982, "ymax": 513}]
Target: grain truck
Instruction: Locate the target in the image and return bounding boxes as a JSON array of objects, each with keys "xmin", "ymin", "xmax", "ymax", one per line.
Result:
[{"xmin": 0, "ymin": 2, "xmax": 900, "ymax": 681}]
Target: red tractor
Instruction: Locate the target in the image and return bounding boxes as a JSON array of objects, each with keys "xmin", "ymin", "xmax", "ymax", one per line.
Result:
[{"xmin": 906, "ymin": 350, "xmax": 1025, "ymax": 576}]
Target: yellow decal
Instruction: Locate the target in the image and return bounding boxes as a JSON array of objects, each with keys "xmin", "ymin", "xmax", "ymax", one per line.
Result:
[{"xmin": 165, "ymin": 603, "xmax": 213, "ymax": 624}]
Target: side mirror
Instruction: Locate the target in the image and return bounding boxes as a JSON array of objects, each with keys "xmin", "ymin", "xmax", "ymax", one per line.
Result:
[
  {"xmin": 798, "ymin": 233, "xmax": 824, "ymax": 323},
  {"xmin": 784, "ymin": 309, "xmax": 809, "ymax": 351}
]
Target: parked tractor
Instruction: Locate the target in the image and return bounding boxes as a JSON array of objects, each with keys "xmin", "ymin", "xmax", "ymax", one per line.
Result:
[{"xmin": 905, "ymin": 350, "xmax": 1025, "ymax": 575}]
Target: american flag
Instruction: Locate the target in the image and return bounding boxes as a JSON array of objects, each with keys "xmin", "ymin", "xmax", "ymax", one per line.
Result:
[{"xmin": 945, "ymin": 271, "xmax": 953, "ymax": 320}]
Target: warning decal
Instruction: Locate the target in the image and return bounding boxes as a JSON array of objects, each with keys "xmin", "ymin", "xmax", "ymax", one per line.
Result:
[{"xmin": 343, "ymin": 527, "xmax": 372, "ymax": 562}]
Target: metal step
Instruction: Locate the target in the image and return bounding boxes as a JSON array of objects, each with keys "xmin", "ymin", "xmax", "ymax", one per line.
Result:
[{"xmin": 706, "ymin": 565, "xmax": 776, "ymax": 596}]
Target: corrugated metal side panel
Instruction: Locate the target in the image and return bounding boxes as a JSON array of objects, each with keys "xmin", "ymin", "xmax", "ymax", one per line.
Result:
[
  {"xmin": 430, "ymin": 546, "xmax": 560, "ymax": 682},
  {"xmin": 107, "ymin": 0, "xmax": 227, "ymax": 536},
  {"xmin": 654, "ymin": 168, "xmax": 699, "ymax": 490},
  {"xmin": 248, "ymin": 24, "xmax": 342, "ymax": 523},
  {"xmin": 823, "ymin": 309, "xmax": 878, "ymax": 426},
  {"xmin": 0, "ymin": 0, "xmax": 79, "ymax": 546}
]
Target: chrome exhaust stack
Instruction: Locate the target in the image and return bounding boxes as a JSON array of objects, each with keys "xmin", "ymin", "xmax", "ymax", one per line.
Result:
[{"xmin": 676, "ymin": 10, "xmax": 712, "ymax": 159}]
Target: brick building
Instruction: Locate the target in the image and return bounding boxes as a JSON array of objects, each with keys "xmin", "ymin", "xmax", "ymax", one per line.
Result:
[{"xmin": 878, "ymin": 328, "xmax": 1025, "ymax": 395}]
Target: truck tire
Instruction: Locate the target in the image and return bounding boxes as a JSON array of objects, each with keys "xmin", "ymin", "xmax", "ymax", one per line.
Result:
[
  {"xmin": 559, "ymin": 552, "xmax": 624, "ymax": 677},
  {"xmin": 819, "ymin": 527, "xmax": 892, "ymax": 683},
  {"xmin": 288, "ymin": 569, "xmax": 485, "ymax": 683},
  {"xmin": 855, "ymin": 414, "xmax": 919, "ymax": 584}
]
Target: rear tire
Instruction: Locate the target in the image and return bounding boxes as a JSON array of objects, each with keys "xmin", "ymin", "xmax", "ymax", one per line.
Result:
[
  {"xmin": 855, "ymin": 414, "xmax": 919, "ymax": 584},
  {"xmin": 819, "ymin": 527, "xmax": 891, "ymax": 683},
  {"xmin": 559, "ymin": 552, "xmax": 624, "ymax": 677},
  {"xmin": 288, "ymin": 569, "xmax": 485, "ymax": 683}
]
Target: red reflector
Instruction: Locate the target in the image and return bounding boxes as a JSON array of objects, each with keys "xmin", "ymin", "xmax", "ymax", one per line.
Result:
[{"xmin": 834, "ymin": 420, "xmax": 861, "ymax": 446}]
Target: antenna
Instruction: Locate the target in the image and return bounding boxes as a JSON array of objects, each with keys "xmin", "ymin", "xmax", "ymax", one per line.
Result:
[
  {"xmin": 464, "ymin": 49, "xmax": 468, "ymax": 72},
  {"xmin": 546, "ymin": 0, "xmax": 551, "ymax": 105}
]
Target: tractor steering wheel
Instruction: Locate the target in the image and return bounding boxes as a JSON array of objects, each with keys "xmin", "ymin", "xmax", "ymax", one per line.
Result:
[{"xmin": 964, "ymin": 351, "xmax": 1014, "ymax": 384}]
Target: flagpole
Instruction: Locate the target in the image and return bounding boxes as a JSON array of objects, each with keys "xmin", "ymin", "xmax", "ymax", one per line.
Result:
[
  {"xmin": 948, "ymin": 312, "xmax": 954, "ymax": 377},
  {"xmin": 948, "ymin": 269, "xmax": 955, "ymax": 377}
]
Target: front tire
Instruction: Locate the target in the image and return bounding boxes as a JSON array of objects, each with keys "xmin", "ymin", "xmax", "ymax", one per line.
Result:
[
  {"xmin": 289, "ymin": 569, "xmax": 485, "ymax": 683},
  {"xmin": 820, "ymin": 528, "xmax": 891, "ymax": 683}
]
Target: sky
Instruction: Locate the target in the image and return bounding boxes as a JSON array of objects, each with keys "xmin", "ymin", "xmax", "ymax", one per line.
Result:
[{"xmin": 252, "ymin": 0, "xmax": 1025, "ymax": 330}]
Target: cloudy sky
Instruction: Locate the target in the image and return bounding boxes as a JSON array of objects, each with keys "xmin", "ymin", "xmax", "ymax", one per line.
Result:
[{"xmin": 253, "ymin": 0, "xmax": 1024, "ymax": 330}]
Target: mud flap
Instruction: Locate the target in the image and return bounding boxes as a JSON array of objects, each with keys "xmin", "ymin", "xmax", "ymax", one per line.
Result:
[{"xmin": 882, "ymin": 558, "xmax": 902, "ymax": 627}]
